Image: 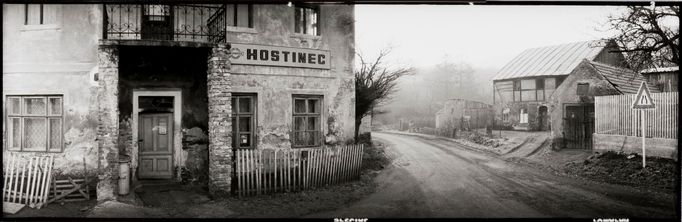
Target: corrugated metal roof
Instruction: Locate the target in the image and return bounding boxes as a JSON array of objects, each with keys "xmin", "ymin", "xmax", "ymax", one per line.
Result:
[
  {"xmin": 493, "ymin": 40, "xmax": 609, "ymax": 81},
  {"xmin": 589, "ymin": 61, "xmax": 661, "ymax": 94},
  {"xmin": 641, "ymin": 66, "xmax": 679, "ymax": 74}
]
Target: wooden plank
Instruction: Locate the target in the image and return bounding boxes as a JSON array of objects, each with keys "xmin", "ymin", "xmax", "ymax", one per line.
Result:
[
  {"xmin": 7, "ymin": 154, "xmax": 16, "ymax": 203},
  {"xmin": 236, "ymin": 150, "xmax": 241, "ymax": 197},
  {"xmin": 37, "ymin": 156, "xmax": 48, "ymax": 206},
  {"xmin": 2, "ymin": 154, "xmax": 12, "ymax": 202},
  {"xmin": 245, "ymin": 150, "xmax": 250, "ymax": 196},
  {"xmin": 18, "ymin": 161, "xmax": 27, "ymax": 203},
  {"xmin": 25, "ymin": 157, "xmax": 34, "ymax": 205},
  {"xmin": 3, "ymin": 202, "xmax": 25, "ymax": 214}
]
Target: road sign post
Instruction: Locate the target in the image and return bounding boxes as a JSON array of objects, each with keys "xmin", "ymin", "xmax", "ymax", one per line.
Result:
[{"xmin": 631, "ymin": 81, "xmax": 656, "ymax": 169}]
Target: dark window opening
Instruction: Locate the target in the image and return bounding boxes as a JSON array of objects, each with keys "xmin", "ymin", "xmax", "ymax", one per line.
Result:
[
  {"xmin": 292, "ymin": 95, "xmax": 322, "ymax": 148},
  {"xmin": 232, "ymin": 94, "xmax": 256, "ymax": 149},
  {"xmin": 226, "ymin": 4, "xmax": 253, "ymax": 28},
  {"xmin": 294, "ymin": 5, "xmax": 320, "ymax": 36},
  {"xmin": 577, "ymin": 83, "xmax": 589, "ymax": 96},
  {"xmin": 25, "ymin": 4, "xmax": 44, "ymax": 25}
]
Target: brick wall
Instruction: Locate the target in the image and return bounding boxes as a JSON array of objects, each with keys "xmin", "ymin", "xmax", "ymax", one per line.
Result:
[
  {"xmin": 96, "ymin": 44, "xmax": 120, "ymax": 201},
  {"xmin": 207, "ymin": 44, "xmax": 233, "ymax": 197}
]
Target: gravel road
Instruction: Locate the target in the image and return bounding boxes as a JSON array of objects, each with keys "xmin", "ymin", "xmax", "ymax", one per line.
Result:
[{"xmin": 309, "ymin": 132, "xmax": 677, "ymax": 218}]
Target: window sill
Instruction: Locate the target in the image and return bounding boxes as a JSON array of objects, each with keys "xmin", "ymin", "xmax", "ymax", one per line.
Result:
[
  {"xmin": 20, "ymin": 24, "xmax": 60, "ymax": 32},
  {"xmin": 290, "ymin": 33, "xmax": 322, "ymax": 41},
  {"xmin": 226, "ymin": 26, "xmax": 258, "ymax": 34}
]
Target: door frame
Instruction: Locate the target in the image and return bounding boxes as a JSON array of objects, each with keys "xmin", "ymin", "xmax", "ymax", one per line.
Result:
[{"xmin": 132, "ymin": 89, "xmax": 182, "ymax": 181}]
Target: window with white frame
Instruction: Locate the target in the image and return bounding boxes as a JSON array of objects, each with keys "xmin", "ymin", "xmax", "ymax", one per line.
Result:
[
  {"xmin": 294, "ymin": 5, "xmax": 319, "ymax": 36},
  {"xmin": 25, "ymin": 4, "xmax": 58, "ymax": 25},
  {"xmin": 7, "ymin": 95, "xmax": 63, "ymax": 152}
]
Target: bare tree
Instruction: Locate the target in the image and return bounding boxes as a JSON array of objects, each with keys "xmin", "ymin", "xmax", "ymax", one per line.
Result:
[
  {"xmin": 355, "ymin": 48, "xmax": 415, "ymax": 142},
  {"xmin": 606, "ymin": 5, "xmax": 679, "ymax": 71}
]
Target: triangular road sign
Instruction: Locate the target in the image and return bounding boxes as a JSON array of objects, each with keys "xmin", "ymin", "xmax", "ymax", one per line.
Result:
[{"xmin": 632, "ymin": 81, "xmax": 656, "ymax": 109}]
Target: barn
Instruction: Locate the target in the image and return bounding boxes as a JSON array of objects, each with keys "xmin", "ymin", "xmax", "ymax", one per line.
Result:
[{"xmin": 492, "ymin": 39, "xmax": 628, "ymax": 131}]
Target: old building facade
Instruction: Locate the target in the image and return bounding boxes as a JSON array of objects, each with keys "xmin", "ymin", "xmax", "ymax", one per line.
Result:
[
  {"xmin": 3, "ymin": 4, "xmax": 355, "ymax": 200},
  {"xmin": 492, "ymin": 40, "xmax": 627, "ymax": 131},
  {"xmin": 435, "ymin": 99, "xmax": 493, "ymax": 136}
]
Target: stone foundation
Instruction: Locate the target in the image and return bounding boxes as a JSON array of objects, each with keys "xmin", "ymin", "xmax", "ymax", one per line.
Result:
[{"xmin": 593, "ymin": 133, "xmax": 678, "ymax": 160}]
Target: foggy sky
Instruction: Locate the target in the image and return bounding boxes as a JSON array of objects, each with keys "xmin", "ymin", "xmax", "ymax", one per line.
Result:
[{"xmin": 355, "ymin": 5, "xmax": 625, "ymax": 72}]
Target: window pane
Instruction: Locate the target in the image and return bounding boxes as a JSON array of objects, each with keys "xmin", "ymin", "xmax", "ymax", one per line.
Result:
[
  {"xmin": 42, "ymin": 4, "xmax": 57, "ymax": 25},
  {"xmin": 49, "ymin": 118, "xmax": 61, "ymax": 150},
  {"xmin": 24, "ymin": 118, "xmax": 47, "ymax": 150},
  {"xmin": 307, "ymin": 117, "xmax": 318, "ymax": 131},
  {"xmin": 514, "ymin": 91, "xmax": 521, "ymax": 101},
  {"xmin": 226, "ymin": 4, "xmax": 235, "ymax": 26},
  {"xmin": 10, "ymin": 118, "xmax": 21, "ymax": 149},
  {"xmin": 307, "ymin": 99, "xmax": 319, "ymax": 113},
  {"xmin": 144, "ymin": 5, "xmax": 169, "ymax": 16},
  {"xmin": 521, "ymin": 79, "xmax": 536, "ymax": 90},
  {"xmin": 545, "ymin": 78, "xmax": 556, "ymax": 90},
  {"xmin": 9, "ymin": 97, "xmax": 21, "ymax": 115},
  {"xmin": 294, "ymin": 99, "xmax": 306, "ymax": 114},
  {"xmin": 236, "ymin": 4, "xmax": 250, "ymax": 27},
  {"xmin": 239, "ymin": 116, "xmax": 251, "ymax": 132},
  {"xmin": 49, "ymin": 97, "xmax": 62, "ymax": 115},
  {"xmin": 521, "ymin": 90, "xmax": 535, "ymax": 101},
  {"xmin": 231, "ymin": 97, "xmax": 237, "ymax": 114},
  {"xmin": 545, "ymin": 89, "xmax": 555, "ymax": 98},
  {"xmin": 26, "ymin": 4, "xmax": 41, "ymax": 25},
  {"xmin": 238, "ymin": 97, "xmax": 251, "ymax": 113},
  {"xmin": 537, "ymin": 90, "xmax": 545, "ymax": 101},
  {"xmin": 307, "ymin": 132, "xmax": 316, "ymax": 146},
  {"xmin": 305, "ymin": 8, "xmax": 318, "ymax": 35},
  {"xmin": 294, "ymin": 116, "xmax": 305, "ymax": 131},
  {"xmin": 294, "ymin": 7, "xmax": 303, "ymax": 33},
  {"xmin": 25, "ymin": 97, "xmax": 46, "ymax": 115}
]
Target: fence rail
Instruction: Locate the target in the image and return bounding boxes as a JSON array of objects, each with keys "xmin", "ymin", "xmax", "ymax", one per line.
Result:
[
  {"xmin": 595, "ymin": 92, "xmax": 678, "ymax": 139},
  {"xmin": 235, "ymin": 145, "xmax": 364, "ymax": 197}
]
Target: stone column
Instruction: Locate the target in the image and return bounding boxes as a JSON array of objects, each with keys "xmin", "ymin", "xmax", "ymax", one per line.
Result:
[
  {"xmin": 96, "ymin": 44, "xmax": 120, "ymax": 201},
  {"xmin": 207, "ymin": 44, "xmax": 233, "ymax": 197}
]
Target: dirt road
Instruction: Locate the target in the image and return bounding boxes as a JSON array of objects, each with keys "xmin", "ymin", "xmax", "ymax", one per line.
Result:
[{"xmin": 309, "ymin": 132, "xmax": 677, "ymax": 218}]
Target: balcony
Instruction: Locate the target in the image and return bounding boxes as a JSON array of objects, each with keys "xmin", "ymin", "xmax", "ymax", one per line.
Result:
[{"xmin": 103, "ymin": 4, "xmax": 226, "ymax": 44}]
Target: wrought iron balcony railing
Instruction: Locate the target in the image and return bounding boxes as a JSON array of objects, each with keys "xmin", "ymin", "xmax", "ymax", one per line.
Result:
[{"xmin": 103, "ymin": 4, "xmax": 226, "ymax": 44}]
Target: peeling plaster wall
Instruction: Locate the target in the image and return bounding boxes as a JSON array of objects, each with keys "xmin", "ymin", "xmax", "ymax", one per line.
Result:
[
  {"xmin": 228, "ymin": 5, "xmax": 356, "ymax": 148},
  {"xmin": 548, "ymin": 60, "xmax": 621, "ymax": 149},
  {"xmin": 2, "ymin": 5, "xmax": 102, "ymax": 179}
]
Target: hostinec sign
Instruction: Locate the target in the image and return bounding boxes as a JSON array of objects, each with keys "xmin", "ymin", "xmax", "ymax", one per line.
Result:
[{"xmin": 228, "ymin": 43, "xmax": 331, "ymax": 70}]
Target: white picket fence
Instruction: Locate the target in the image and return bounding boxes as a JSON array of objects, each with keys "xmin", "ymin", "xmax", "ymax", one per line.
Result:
[
  {"xmin": 3, "ymin": 154, "xmax": 55, "ymax": 209},
  {"xmin": 595, "ymin": 92, "xmax": 678, "ymax": 139},
  {"xmin": 235, "ymin": 144, "xmax": 364, "ymax": 197}
]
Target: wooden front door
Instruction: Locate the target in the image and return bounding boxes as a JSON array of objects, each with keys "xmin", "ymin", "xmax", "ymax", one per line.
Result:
[
  {"xmin": 564, "ymin": 105, "xmax": 594, "ymax": 149},
  {"xmin": 138, "ymin": 113, "xmax": 174, "ymax": 179}
]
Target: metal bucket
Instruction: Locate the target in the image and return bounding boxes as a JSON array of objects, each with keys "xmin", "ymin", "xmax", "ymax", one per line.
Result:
[{"xmin": 118, "ymin": 156, "xmax": 131, "ymax": 195}]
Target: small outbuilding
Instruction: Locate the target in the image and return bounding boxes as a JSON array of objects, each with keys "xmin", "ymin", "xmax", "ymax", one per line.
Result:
[
  {"xmin": 548, "ymin": 59, "xmax": 660, "ymax": 150},
  {"xmin": 435, "ymin": 99, "xmax": 493, "ymax": 137}
]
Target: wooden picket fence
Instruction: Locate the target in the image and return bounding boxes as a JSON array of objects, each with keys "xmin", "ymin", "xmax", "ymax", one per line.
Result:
[
  {"xmin": 3, "ymin": 154, "xmax": 54, "ymax": 209},
  {"xmin": 235, "ymin": 144, "xmax": 364, "ymax": 197},
  {"xmin": 595, "ymin": 92, "xmax": 678, "ymax": 139}
]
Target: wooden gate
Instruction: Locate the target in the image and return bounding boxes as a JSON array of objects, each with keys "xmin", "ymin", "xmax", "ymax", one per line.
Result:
[{"xmin": 564, "ymin": 105, "xmax": 594, "ymax": 149}]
